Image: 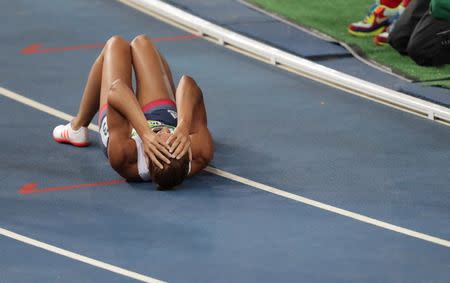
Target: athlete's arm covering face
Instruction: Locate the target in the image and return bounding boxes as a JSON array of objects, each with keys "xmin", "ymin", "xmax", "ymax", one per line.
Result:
[
  {"xmin": 168, "ymin": 75, "xmax": 213, "ymax": 176},
  {"xmin": 107, "ymin": 79, "xmax": 172, "ymax": 169}
]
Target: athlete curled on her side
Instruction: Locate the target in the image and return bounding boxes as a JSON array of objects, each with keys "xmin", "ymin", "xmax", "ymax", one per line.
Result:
[{"xmin": 52, "ymin": 35, "xmax": 214, "ymax": 189}]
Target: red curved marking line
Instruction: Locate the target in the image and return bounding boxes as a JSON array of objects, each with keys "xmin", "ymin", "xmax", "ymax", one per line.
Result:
[
  {"xmin": 44, "ymin": 43, "xmax": 106, "ymax": 53},
  {"xmin": 20, "ymin": 43, "xmax": 42, "ymax": 55},
  {"xmin": 19, "ymin": 180, "xmax": 126, "ymax": 195},
  {"xmin": 20, "ymin": 34, "xmax": 200, "ymax": 55}
]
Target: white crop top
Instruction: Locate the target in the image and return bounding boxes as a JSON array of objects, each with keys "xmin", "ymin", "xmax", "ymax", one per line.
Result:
[{"xmin": 131, "ymin": 135, "xmax": 151, "ymax": 181}]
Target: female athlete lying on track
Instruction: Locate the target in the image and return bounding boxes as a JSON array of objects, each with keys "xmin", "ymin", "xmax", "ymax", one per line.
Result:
[{"xmin": 52, "ymin": 35, "xmax": 214, "ymax": 189}]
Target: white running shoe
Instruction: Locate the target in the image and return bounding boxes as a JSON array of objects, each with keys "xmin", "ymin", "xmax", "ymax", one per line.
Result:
[{"xmin": 53, "ymin": 123, "xmax": 89, "ymax": 147}]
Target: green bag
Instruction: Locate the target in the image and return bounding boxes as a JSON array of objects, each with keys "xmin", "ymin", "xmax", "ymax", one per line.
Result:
[{"xmin": 430, "ymin": 0, "xmax": 450, "ymax": 20}]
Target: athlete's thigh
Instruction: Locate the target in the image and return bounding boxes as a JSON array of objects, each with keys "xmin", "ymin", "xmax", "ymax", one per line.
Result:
[
  {"xmin": 97, "ymin": 36, "xmax": 133, "ymax": 150},
  {"xmin": 98, "ymin": 36, "xmax": 133, "ymax": 110},
  {"xmin": 158, "ymin": 49, "xmax": 176, "ymax": 94},
  {"xmin": 130, "ymin": 35, "xmax": 175, "ymax": 106}
]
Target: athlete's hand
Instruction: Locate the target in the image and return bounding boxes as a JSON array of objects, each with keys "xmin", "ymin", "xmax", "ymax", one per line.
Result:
[
  {"xmin": 142, "ymin": 132, "xmax": 172, "ymax": 169},
  {"xmin": 167, "ymin": 125, "xmax": 191, "ymax": 160}
]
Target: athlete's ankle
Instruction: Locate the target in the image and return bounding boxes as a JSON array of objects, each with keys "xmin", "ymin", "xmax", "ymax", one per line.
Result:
[{"xmin": 71, "ymin": 118, "xmax": 88, "ymax": 131}]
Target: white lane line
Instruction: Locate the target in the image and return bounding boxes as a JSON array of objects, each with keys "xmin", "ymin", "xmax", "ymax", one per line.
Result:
[
  {"xmin": 205, "ymin": 167, "xmax": 450, "ymax": 248},
  {"xmin": 0, "ymin": 228, "xmax": 166, "ymax": 283},
  {"xmin": 1, "ymin": 86, "xmax": 449, "ymax": 249},
  {"xmin": 0, "ymin": 86, "xmax": 99, "ymax": 132}
]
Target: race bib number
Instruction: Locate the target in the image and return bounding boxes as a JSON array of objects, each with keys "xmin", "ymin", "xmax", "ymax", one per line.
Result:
[{"xmin": 100, "ymin": 116, "xmax": 109, "ymax": 147}]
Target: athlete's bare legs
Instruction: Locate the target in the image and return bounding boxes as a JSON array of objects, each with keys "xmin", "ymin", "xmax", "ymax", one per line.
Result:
[
  {"xmin": 130, "ymin": 34, "xmax": 175, "ymax": 106},
  {"xmin": 71, "ymin": 36, "xmax": 132, "ymax": 130}
]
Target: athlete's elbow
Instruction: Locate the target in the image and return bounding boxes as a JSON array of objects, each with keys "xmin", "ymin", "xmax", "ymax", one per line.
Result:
[
  {"xmin": 109, "ymin": 153, "xmax": 128, "ymax": 177},
  {"xmin": 180, "ymin": 75, "xmax": 195, "ymax": 85},
  {"xmin": 203, "ymin": 146, "xmax": 214, "ymax": 165},
  {"xmin": 193, "ymin": 150, "xmax": 213, "ymax": 171},
  {"xmin": 196, "ymin": 155, "xmax": 212, "ymax": 172},
  {"xmin": 180, "ymin": 75, "xmax": 201, "ymax": 92}
]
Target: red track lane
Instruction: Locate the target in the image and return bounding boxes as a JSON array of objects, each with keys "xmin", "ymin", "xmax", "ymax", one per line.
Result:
[
  {"xmin": 19, "ymin": 180, "xmax": 126, "ymax": 194},
  {"xmin": 21, "ymin": 34, "xmax": 200, "ymax": 54}
]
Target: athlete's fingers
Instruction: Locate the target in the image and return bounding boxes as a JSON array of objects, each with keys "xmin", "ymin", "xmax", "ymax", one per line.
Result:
[
  {"xmin": 145, "ymin": 150, "xmax": 164, "ymax": 169},
  {"xmin": 177, "ymin": 143, "xmax": 190, "ymax": 159},
  {"xmin": 177, "ymin": 142, "xmax": 190, "ymax": 160},
  {"xmin": 169, "ymin": 136, "xmax": 182, "ymax": 153},
  {"xmin": 166, "ymin": 134, "xmax": 176, "ymax": 146},
  {"xmin": 173, "ymin": 139, "xmax": 185, "ymax": 157},
  {"xmin": 154, "ymin": 147, "xmax": 171, "ymax": 164},
  {"xmin": 145, "ymin": 143, "xmax": 169, "ymax": 166},
  {"xmin": 163, "ymin": 139, "xmax": 172, "ymax": 150},
  {"xmin": 150, "ymin": 137, "xmax": 172, "ymax": 158},
  {"xmin": 169, "ymin": 136, "xmax": 181, "ymax": 152},
  {"xmin": 149, "ymin": 154, "xmax": 164, "ymax": 169},
  {"xmin": 156, "ymin": 141, "xmax": 173, "ymax": 159},
  {"xmin": 158, "ymin": 135, "xmax": 172, "ymax": 151}
]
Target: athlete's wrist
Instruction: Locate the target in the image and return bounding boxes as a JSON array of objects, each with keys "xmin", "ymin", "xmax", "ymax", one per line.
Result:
[
  {"xmin": 177, "ymin": 119, "xmax": 191, "ymax": 132},
  {"xmin": 137, "ymin": 127, "xmax": 154, "ymax": 143}
]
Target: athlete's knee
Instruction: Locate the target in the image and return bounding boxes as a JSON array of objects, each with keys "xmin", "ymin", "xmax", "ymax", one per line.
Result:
[
  {"xmin": 105, "ymin": 35, "xmax": 129, "ymax": 51},
  {"xmin": 180, "ymin": 75, "xmax": 199, "ymax": 90},
  {"xmin": 130, "ymin": 34, "xmax": 154, "ymax": 49},
  {"xmin": 179, "ymin": 75, "xmax": 194, "ymax": 85}
]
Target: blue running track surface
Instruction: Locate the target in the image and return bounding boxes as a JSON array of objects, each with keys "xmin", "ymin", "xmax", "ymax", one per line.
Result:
[{"xmin": 0, "ymin": 1, "xmax": 449, "ymax": 282}]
